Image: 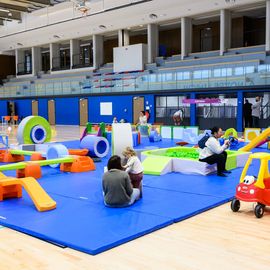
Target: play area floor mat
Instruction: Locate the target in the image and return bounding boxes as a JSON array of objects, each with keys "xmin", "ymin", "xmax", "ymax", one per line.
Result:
[
  {"xmin": 0, "ymin": 139, "xmax": 253, "ymax": 255},
  {"xmin": 0, "ymin": 193, "xmax": 173, "ymax": 255}
]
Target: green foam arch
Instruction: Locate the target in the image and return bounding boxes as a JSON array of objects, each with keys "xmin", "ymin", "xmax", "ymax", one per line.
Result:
[{"xmin": 224, "ymin": 128, "xmax": 238, "ymax": 139}]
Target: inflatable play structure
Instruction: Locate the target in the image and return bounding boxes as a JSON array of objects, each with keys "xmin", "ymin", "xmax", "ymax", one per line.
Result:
[
  {"xmin": 141, "ymin": 147, "xmax": 251, "ymax": 176},
  {"xmin": 0, "ymin": 172, "xmax": 56, "ymax": 212},
  {"xmin": 231, "ymin": 152, "xmax": 270, "ymax": 218}
]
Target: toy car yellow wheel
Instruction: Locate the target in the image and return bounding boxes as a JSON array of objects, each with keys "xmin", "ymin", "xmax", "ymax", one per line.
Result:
[
  {"xmin": 231, "ymin": 199, "xmax": 240, "ymax": 212},
  {"xmin": 254, "ymin": 204, "xmax": 265, "ymax": 218}
]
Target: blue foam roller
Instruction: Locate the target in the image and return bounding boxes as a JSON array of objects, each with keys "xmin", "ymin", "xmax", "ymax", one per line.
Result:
[
  {"xmin": 80, "ymin": 135, "xmax": 109, "ymax": 158},
  {"xmin": 132, "ymin": 132, "xmax": 139, "ymax": 147},
  {"xmin": 46, "ymin": 144, "xmax": 69, "ymax": 168},
  {"xmin": 31, "ymin": 125, "xmax": 47, "ymax": 144}
]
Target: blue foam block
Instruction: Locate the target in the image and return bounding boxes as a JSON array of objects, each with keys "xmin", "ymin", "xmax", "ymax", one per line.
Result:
[{"xmin": 0, "ymin": 194, "xmax": 172, "ymax": 255}]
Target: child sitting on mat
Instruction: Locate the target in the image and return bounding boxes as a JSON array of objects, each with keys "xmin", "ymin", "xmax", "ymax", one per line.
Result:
[{"xmin": 122, "ymin": 147, "xmax": 143, "ymax": 197}]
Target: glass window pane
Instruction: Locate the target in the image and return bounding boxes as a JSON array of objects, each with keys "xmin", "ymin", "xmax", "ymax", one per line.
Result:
[{"xmin": 167, "ymin": 96, "xmax": 178, "ymax": 107}]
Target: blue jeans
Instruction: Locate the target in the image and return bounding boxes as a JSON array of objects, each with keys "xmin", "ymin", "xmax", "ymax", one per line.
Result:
[{"xmin": 104, "ymin": 188, "xmax": 141, "ymax": 208}]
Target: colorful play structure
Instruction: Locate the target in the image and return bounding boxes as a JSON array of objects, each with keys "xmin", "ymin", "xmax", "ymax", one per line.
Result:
[
  {"xmin": 231, "ymin": 152, "xmax": 270, "ymax": 218},
  {"xmin": 240, "ymin": 127, "xmax": 270, "ymax": 152},
  {"xmin": 141, "ymin": 147, "xmax": 251, "ymax": 175},
  {"xmin": 0, "ymin": 116, "xmax": 97, "ymax": 212},
  {"xmin": 0, "ymin": 172, "xmax": 56, "ymax": 212}
]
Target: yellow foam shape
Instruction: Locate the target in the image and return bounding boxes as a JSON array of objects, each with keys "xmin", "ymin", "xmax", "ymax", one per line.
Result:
[
  {"xmin": 0, "ymin": 177, "xmax": 56, "ymax": 212},
  {"xmin": 247, "ymin": 131, "xmax": 257, "ymax": 141},
  {"xmin": 240, "ymin": 128, "xmax": 270, "ymax": 152}
]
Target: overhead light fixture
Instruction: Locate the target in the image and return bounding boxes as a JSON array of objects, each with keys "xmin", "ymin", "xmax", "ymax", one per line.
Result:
[
  {"xmin": 17, "ymin": 43, "xmax": 23, "ymax": 46},
  {"xmin": 8, "ymin": 12, "xmax": 12, "ymax": 17},
  {"xmin": 149, "ymin": 13, "xmax": 158, "ymax": 19},
  {"xmin": 225, "ymin": 0, "xmax": 236, "ymax": 3},
  {"xmin": 99, "ymin": 25, "xmax": 106, "ymax": 29},
  {"xmin": 53, "ymin": 35, "xmax": 60, "ymax": 39}
]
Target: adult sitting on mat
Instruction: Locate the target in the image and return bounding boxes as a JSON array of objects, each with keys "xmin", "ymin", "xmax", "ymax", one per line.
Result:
[
  {"xmin": 199, "ymin": 126, "xmax": 231, "ymax": 177},
  {"xmin": 102, "ymin": 155, "xmax": 141, "ymax": 207}
]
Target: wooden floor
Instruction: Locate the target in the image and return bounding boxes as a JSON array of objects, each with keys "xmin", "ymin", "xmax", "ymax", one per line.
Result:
[{"xmin": 0, "ymin": 125, "xmax": 270, "ymax": 270}]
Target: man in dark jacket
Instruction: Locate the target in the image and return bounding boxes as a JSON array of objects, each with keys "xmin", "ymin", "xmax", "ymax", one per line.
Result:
[{"xmin": 243, "ymin": 99, "xmax": 252, "ymax": 128}]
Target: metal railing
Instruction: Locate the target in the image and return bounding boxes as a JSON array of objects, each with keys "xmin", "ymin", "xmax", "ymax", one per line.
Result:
[
  {"xmin": 72, "ymin": 54, "xmax": 93, "ymax": 69},
  {"xmin": 1, "ymin": 63, "xmax": 270, "ymax": 98}
]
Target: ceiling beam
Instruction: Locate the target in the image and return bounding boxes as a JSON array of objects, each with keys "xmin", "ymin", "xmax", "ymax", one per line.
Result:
[
  {"xmin": 0, "ymin": 10, "xmax": 21, "ymax": 21},
  {"xmin": 23, "ymin": 0, "xmax": 52, "ymax": 6},
  {"xmin": 0, "ymin": 3, "xmax": 29, "ymax": 13}
]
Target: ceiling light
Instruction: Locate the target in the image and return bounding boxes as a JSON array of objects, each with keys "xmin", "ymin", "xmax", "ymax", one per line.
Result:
[
  {"xmin": 99, "ymin": 25, "xmax": 106, "ymax": 29},
  {"xmin": 225, "ymin": 0, "xmax": 236, "ymax": 3},
  {"xmin": 8, "ymin": 12, "xmax": 12, "ymax": 17},
  {"xmin": 53, "ymin": 35, "xmax": 60, "ymax": 39},
  {"xmin": 17, "ymin": 43, "xmax": 23, "ymax": 46},
  {"xmin": 139, "ymin": 24, "xmax": 144, "ymax": 27},
  {"xmin": 149, "ymin": 13, "xmax": 158, "ymax": 19}
]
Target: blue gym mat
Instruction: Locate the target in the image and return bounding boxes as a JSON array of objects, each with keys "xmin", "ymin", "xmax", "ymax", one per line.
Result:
[
  {"xmin": 0, "ymin": 138, "xmax": 264, "ymax": 255},
  {"xmin": 0, "ymin": 193, "xmax": 172, "ymax": 255}
]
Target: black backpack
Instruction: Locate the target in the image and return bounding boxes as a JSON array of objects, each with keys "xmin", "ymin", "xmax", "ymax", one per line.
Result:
[{"xmin": 198, "ymin": 134, "xmax": 210, "ymax": 149}]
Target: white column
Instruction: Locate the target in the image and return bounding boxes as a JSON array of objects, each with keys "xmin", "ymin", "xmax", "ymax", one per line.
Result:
[
  {"xmin": 15, "ymin": 49, "xmax": 24, "ymax": 76},
  {"xmin": 118, "ymin": 29, "xmax": 130, "ymax": 47},
  {"xmin": 70, "ymin": 39, "xmax": 80, "ymax": 68},
  {"xmin": 32, "ymin": 47, "xmax": 41, "ymax": 75},
  {"xmin": 147, "ymin": 24, "xmax": 159, "ymax": 63},
  {"xmin": 220, "ymin": 9, "xmax": 231, "ymax": 55},
  {"xmin": 181, "ymin": 17, "xmax": 192, "ymax": 59},
  {"xmin": 266, "ymin": 0, "xmax": 270, "ymax": 51},
  {"xmin": 93, "ymin": 35, "xmax": 104, "ymax": 69},
  {"xmin": 50, "ymin": 43, "xmax": 60, "ymax": 70}
]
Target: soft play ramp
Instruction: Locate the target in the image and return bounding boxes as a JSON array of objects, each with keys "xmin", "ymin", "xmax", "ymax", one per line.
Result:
[{"xmin": 142, "ymin": 156, "xmax": 173, "ymax": 175}]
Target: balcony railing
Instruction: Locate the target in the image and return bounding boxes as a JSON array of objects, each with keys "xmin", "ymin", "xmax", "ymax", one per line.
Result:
[
  {"xmin": 52, "ymin": 57, "xmax": 70, "ymax": 71},
  {"xmin": 2, "ymin": 63, "xmax": 270, "ymax": 98}
]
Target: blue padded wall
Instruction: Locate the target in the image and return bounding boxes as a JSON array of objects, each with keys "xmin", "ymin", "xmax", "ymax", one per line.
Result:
[
  {"xmin": 55, "ymin": 97, "xmax": 79, "ymax": 125},
  {"xmin": 14, "ymin": 99, "xmax": 32, "ymax": 118},
  {"xmin": 38, "ymin": 99, "xmax": 48, "ymax": 120},
  {"xmin": 0, "ymin": 100, "xmax": 8, "ymax": 117}
]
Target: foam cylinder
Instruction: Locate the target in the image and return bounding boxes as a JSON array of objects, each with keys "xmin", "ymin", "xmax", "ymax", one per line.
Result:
[
  {"xmin": 30, "ymin": 125, "xmax": 47, "ymax": 144},
  {"xmin": 80, "ymin": 135, "xmax": 109, "ymax": 158},
  {"xmin": 46, "ymin": 144, "xmax": 69, "ymax": 168},
  {"xmin": 17, "ymin": 116, "xmax": 51, "ymax": 145}
]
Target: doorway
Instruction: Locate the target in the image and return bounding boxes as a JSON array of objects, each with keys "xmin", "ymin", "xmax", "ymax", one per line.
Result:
[
  {"xmin": 48, "ymin": 100, "xmax": 56, "ymax": 125},
  {"xmin": 133, "ymin": 96, "xmax": 145, "ymax": 124},
  {"xmin": 32, "ymin": 100, "xmax": 38, "ymax": 115},
  {"xmin": 200, "ymin": 27, "xmax": 213, "ymax": 52},
  {"xmin": 80, "ymin": 98, "xmax": 88, "ymax": 126}
]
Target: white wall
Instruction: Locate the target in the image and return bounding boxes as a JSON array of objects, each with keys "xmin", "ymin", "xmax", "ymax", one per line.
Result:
[{"xmin": 113, "ymin": 44, "xmax": 147, "ymax": 72}]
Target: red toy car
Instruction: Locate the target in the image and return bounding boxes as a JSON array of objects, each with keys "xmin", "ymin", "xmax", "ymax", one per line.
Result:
[{"xmin": 231, "ymin": 152, "xmax": 270, "ymax": 218}]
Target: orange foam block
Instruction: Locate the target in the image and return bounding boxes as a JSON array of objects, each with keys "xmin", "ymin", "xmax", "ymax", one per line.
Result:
[{"xmin": 60, "ymin": 156, "xmax": 95, "ymax": 173}]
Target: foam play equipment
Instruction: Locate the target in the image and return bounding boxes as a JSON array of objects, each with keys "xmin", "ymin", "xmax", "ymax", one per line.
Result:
[
  {"xmin": 17, "ymin": 116, "xmax": 52, "ymax": 145},
  {"xmin": 0, "ymin": 172, "xmax": 56, "ymax": 212},
  {"xmin": 149, "ymin": 130, "xmax": 162, "ymax": 142},
  {"xmin": 243, "ymin": 128, "xmax": 261, "ymax": 143},
  {"xmin": 224, "ymin": 128, "xmax": 238, "ymax": 139},
  {"xmin": 80, "ymin": 135, "xmax": 109, "ymax": 158},
  {"xmin": 240, "ymin": 128, "xmax": 270, "ymax": 152},
  {"xmin": 112, "ymin": 123, "xmax": 133, "ymax": 157},
  {"xmin": 141, "ymin": 147, "xmax": 251, "ymax": 175},
  {"xmin": 46, "ymin": 144, "xmax": 69, "ymax": 168}
]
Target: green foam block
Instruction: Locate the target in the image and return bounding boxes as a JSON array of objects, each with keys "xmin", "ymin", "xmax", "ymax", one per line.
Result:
[{"xmin": 143, "ymin": 156, "xmax": 172, "ymax": 175}]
